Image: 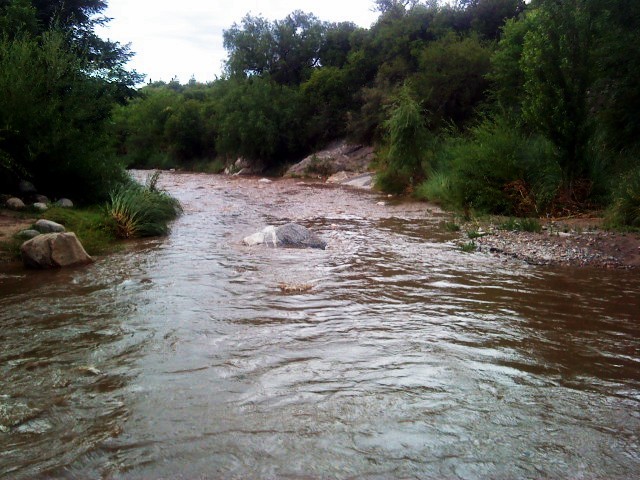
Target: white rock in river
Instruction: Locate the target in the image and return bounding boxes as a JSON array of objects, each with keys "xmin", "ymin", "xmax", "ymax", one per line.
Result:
[{"xmin": 243, "ymin": 223, "xmax": 326, "ymax": 249}]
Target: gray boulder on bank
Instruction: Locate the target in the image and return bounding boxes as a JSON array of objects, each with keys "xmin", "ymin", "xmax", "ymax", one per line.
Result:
[
  {"xmin": 5, "ymin": 197, "xmax": 25, "ymax": 210},
  {"xmin": 21, "ymin": 232, "xmax": 93, "ymax": 269},
  {"xmin": 34, "ymin": 219, "xmax": 65, "ymax": 233},
  {"xmin": 285, "ymin": 141, "xmax": 375, "ymax": 178},
  {"xmin": 33, "ymin": 202, "xmax": 48, "ymax": 212},
  {"xmin": 56, "ymin": 198, "xmax": 74, "ymax": 208},
  {"xmin": 243, "ymin": 223, "xmax": 327, "ymax": 249}
]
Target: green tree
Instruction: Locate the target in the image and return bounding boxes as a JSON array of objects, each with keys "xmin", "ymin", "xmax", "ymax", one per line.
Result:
[
  {"xmin": 215, "ymin": 77, "xmax": 305, "ymax": 167},
  {"xmin": 0, "ymin": 31, "xmax": 126, "ymax": 199},
  {"xmin": 223, "ymin": 11, "xmax": 327, "ymax": 85},
  {"xmin": 412, "ymin": 33, "xmax": 492, "ymax": 128},
  {"xmin": 376, "ymin": 83, "xmax": 431, "ymax": 193},
  {"xmin": 520, "ymin": 0, "xmax": 596, "ymax": 183}
]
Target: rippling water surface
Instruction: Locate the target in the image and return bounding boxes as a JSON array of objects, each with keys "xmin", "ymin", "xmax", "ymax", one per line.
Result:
[{"xmin": 1, "ymin": 172, "xmax": 639, "ymax": 479}]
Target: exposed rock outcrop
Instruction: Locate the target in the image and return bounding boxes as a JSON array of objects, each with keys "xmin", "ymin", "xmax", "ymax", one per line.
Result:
[
  {"xmin": 243, "ymin": 223, "xmax": 327, "ymax": 249},
  {"xmin": 21, "ymin": 232, "xmax": 93, "ymax": 269},
  {"xmin": 285, "ymin": 141, "xmax": 374, "ymax": 178}
]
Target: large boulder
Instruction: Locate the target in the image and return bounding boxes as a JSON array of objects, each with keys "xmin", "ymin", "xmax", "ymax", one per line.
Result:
[
  {"xmin": 285, "ymin": 141, "xmax": 375, "ymax": 178},
  {"xmin": 21, "ymin": 232, "xmax": 93, "ymax": 269},
  {"xmin": 34, "ymin": 219, "xmax": 65, "ymax": 233},
  {"xmin": 243, "ymin": 223, "xmax": 326, "ymax": 249}
]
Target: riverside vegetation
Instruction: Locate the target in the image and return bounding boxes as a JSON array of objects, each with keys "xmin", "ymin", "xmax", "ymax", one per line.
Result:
[
  {"xmin": 109, "ymin": 0, "xmax": 639, "ymax": 230},
  {"xmin": 0, "ymin": 0, "xmax": 181, "ymax": 259},
  {"xmin": 1, "ymin": 0, "xmax": 639, "ymax": 262}
]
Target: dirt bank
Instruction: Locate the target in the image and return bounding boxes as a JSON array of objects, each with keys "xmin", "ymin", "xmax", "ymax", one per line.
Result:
[{"xmin": 0, "ymin": 210, "xmax": 36, "ymax": 262}]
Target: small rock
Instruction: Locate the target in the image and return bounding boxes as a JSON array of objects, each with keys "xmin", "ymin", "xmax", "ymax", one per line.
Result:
[
  {"xmin": 5, "ymin": 197, "xmax": 25, "ymax": 210},
  {"xmin": 34, "ymin": 194, "xmax": 50, "ymax": 204},
  {"xmin": 33, "ymin": 202, "xmax": 48, "ymax": 211},
  {"xmin": 34, "ymin": 219, "xmax": 65, "ymax": 233},
  {"xmin": 326, "ymin": 171, "xmax": 351, "ymax": 184},
  {"xmin": 376, "ymin": 201, "xmax": 386, "ymax": 206},
  {"xmin": 17, "ymin": 230, "xmax": 40, "ymax": 240},
  {"xmin": 258, "ymin": 178, "xmax": 272, "ymax": 184},
  {"xmin": 56, "ymin": 198, "xmax": 73, "ymax": 208}
]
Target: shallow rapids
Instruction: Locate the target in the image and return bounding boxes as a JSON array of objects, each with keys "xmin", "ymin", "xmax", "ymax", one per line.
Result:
[{"xmin": 1, "ymin": 172, "xmax": 639, "ymax": 479}]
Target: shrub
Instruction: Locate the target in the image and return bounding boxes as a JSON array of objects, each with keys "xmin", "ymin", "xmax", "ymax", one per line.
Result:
[
  {"xmin": 500, "ymin": 217, "xmax": 542, "ymax": 233},
  {"xmin": 106, "ymin": 172, "xmax": 182, "ymax": 239},
  {"xmin": 0, "ymin": 32, "xmax": 126, "ymax": 202},
  {"xmin": 424, "ymin": 117, "xmax": 559, "ymax": 215},
  {"xmin": 605, "ymin": 167, "xmax": 640, "ymax": 230},
  {"xmin": 376, "ymin": 83, "xmax": 431, "ymax": 194}
]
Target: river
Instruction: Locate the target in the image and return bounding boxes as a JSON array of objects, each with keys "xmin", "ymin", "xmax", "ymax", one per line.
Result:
[{"xmin": 1, "ymin": 172, "xmax": 639, "ymax": 479}]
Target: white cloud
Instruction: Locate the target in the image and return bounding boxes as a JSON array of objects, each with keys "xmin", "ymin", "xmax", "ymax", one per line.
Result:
[{"xmin": 97, "ymin": 0, "xmax": 379, "ymax": 83}]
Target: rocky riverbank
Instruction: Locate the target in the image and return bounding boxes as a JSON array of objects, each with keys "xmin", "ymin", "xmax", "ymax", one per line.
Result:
[{"xmin": 461, "ymin": 217, "xmax": 640, "ymax": 269}]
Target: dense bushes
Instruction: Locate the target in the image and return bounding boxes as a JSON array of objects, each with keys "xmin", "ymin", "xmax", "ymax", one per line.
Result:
[
  {"xmin": 0, "ymin": 0, "xmax": 140, "ymax": 203},
  {"xmin": 416, "ymin": 118, "xmax": 559, "ymax": 215},
  {"xmin": 0, "ymin": 32, "xmax": 126, "ymax": 201},
  {"xmin": 105, "ymin": 0, "xmax": 639, "ymax": 227}
]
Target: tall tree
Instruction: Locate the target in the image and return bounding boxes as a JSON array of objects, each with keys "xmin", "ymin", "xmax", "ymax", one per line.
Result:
[
  {"xmin": 223, "ymin": 11, "xmax": 327, "ymax": 85},
  {"xmin": 521, "ymin": 0, "xmax": 597, "ymax": 182}
]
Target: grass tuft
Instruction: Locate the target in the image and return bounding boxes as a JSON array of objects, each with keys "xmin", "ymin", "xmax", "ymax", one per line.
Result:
[
  {"xmin": 500, "ymin": 217, "xmax": 542, "ymax": 233},
  {"xmin": 106, "ymin": 173, "xmax": 182, "ymax": 239}
]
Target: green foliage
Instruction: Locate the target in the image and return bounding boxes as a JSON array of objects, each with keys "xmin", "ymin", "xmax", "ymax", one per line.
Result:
[
  {"xmin": 460, "ymin": 241, "xmax": 477, "ymax": 253},
  {"xmin": 500, "ymin": 217, "xmax": 542, "ymax": 233},
  {"xmin": 215, "ymin": 77, "xmax": 305, "ymax": 167},
  {"xmin": 106, "ymin": 172, "xmax": 182, "ymax": 239},
  {"xmin": 376, "ymin": 84, "xmax": 431, "ymax": 193},
  {"xmin": 520, "ymin": 0, "xmax": 596, "ymax": 182},
  {"xmin": 0, "ymin": 31, "xmax": 127, "ymax": 201},
  {"xmin": 442, "ymin": 221, "xmax": 461, "ymax": 232},
  {"xmin": 420, "ymin": 117, "xmax": 559, "ymax": 214},
  {"xmin": 224, "ymin": 11, "xmax": 327, "ymax": 85},
  {"xmin": 41, "ymin": 206, "xmax": 116, "ymax": 255},
  {"xmin": 412, "ymin": 33, "xmax": 492, "ymax": 128},
  {"xmin": 605, "ymin": 167, "xmax": 640, "ymax": 230},
  {"xmin": 301, "ymin": 67, "xmax": 354, "ymax": 145},
  {"xmin": 415, "ymin": 171, "xmax": 454, "ymax": 205}
]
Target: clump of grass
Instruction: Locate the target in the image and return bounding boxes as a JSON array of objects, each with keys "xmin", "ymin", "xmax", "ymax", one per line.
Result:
[
  {"xmin": 605, "ymin": 168, "xmax": 640, "ymax": 230},
  {"xmin": 442, "ymin": 221, "xmax": 460, "ymax": 232},
  {"xmin": 467, "ymin": 230, "xmax": 484, "ymax": 239},
  {"xmin": 460, "ymin": 241, "xmax": 477, "ymax": 253},
  {"xmin": 106, "ymin": 172, "xmax": 182, "ymax": 239},
  {"xmin": 500, "ymin": 217, "xmax": 542, "ymax": 233},
  {"xmin": 42, "ymin": 206, "xmax": 116, "ymax": 255}
]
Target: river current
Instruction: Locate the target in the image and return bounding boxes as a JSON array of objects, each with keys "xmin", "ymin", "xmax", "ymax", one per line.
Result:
[{"xmin": 1, "ymin": 172, "xmax": 639, "ymax": 479}]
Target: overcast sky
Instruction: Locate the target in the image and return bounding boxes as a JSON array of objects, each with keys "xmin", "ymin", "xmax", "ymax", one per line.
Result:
[{"xmin": 96, "ymin": 1, "xmax": 380, "ymax": 84}]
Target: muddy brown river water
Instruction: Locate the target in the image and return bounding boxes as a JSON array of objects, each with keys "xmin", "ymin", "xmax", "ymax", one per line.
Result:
[{"xmin": 1, "ymin": 172, "xmax": 639, "ymax": 479}]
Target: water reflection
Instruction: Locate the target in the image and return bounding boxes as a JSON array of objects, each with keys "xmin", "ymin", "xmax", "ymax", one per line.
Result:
[{"xmin": 1, "ymin": 173, "xmax": 639, "ymax": 479}]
